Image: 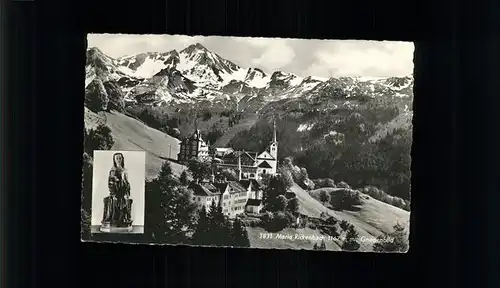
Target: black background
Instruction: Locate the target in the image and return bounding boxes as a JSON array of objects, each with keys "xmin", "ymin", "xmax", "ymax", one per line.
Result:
[{"xmin": 3, "ymin": 0, "xmax": 498, "ymax": 286}]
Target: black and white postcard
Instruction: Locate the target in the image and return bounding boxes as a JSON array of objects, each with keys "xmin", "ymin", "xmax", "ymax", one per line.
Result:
[{"xmin": 81, "ymin": 34, "xmax": 413, "ymax": 252}]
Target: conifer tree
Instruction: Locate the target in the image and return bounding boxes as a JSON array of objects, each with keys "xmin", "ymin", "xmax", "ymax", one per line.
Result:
[
  {"xmin": 83, "ymin": 124, "xmax": 114, "ymax": 155},
  {"xmin": 231, "ymin": 218, "xmax": 250, "ymax": 247},
  {"xmin": 313, "ymin": 243, "xmax": 319, "ymax": 250},
  {"xmin": 372, "ymin": 222, "xmax": 409, "ymax": 252},
  {"xmin": 319, "ymin": 240, "xmax": 327, "ymax": 250},
  {"xmin": 146, "ymin": 162, "xmax": 197, "ymax": 244},
  {"xmin": 192, "ymin": 206, "xmax": 210, "ymax": 245},
  {"xmin": 342, "ymin": 225, "xmax": 361, "ymax": 251},
  {"xmin": 207, "ymin": 200, "xmax": 232, "ymax": 246},
  {"xmin": 187, "ymin": 159, "xmax": 211, "ymax": 183},
  {"xmin": 263, "ymin": 175, "xmax": 287, "ymax": 202},
  {"xmin": 339, "ymin": 220, "xmax": 350, "ymax": 231},
  {"xmin": 179, "ymin": 170, "xmax": 188, "ymax": 186}
]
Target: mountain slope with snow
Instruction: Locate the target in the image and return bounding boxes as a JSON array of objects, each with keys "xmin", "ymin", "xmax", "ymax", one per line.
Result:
[{"xmin": 85, "ymin": 44, "xmax": 412, "ymax": 112}]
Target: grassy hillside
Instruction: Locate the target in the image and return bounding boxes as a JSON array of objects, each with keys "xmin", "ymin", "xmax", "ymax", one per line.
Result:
[
  {"xmin": 244, "ymin": 184, "xmax": 409, "ymax": 252},
  {"xmin": 84, "ymin": 107, "xmax": 187, "ymax": 180},
  {"xmin": 309, "ymin": 187, "xmax": 410, "ymax": 233},
  {"xmin": 293, "ymin": 184, "xmax": 409, "ymax": 251}
]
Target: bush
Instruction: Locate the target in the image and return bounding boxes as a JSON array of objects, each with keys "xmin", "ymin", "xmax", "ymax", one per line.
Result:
[
  {"xmin": 261, "ymin": 211, "xmax": 294, "ymax": 232},
  {"xmin": 320, "ymin": 224, "xmax": 339, "ymax": 238},
  {"xmin": 337, "ymin": 181, "xmax": 351, "ymax": 189},
  {"xmin": 312, "ymin": 178, "xmax": 336, "ymax": 188},
  {"xmin": 332, "ymin": 189, "xmax": 362, "ymax": 210},
  {"xmin": 302, "ymin": 179, "xmax": 316, "ymax": 190},
  {"xmin": 262, "ymin": 194, "xmax": 288, "ymax": 213},
  {"xmin": 260, "ymin": 212, "xmax": 274, "ymax": 226},
  {"xmin": 307, "ymin": 223, "xmax": 317, "ymax": 230},
  {"xmin": 84, "ymin": 124, "xmax": 114, "ymax": 155},
  {"xmin": 275, "ymin": 195, "xmax": 288, "ymax": 211},
  {"xmin": 280, "ymin": 158, "xmax": 314, "ymax": 190},
  {"xmin": 361, "ymin": 186, "xmax": 411, "ymax": 211},
  {"xmin": 278, "ymin": 167, "xmax": 295, "ymax": 188},
  {"xmin": 325, "ymin": 216, "xmax": 338, "ymax": 226},
  {"xmin": 319, "ymin": 190, "xmax": 331, "ymax": 206},
  {"xmin": 339, "ymin": 220, "xmax": 350, "ymax": 231}
]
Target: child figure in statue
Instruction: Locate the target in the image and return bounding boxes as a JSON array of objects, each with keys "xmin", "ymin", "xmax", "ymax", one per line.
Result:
[{"xmin": 101, "ymin": 152, "xmax": 133, "ymax": 231}]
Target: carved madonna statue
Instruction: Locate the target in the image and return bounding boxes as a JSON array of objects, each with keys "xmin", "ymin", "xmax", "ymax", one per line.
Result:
[{"xmin": 100, "ymin": 152, "xmax": 133, "ymax": 232}]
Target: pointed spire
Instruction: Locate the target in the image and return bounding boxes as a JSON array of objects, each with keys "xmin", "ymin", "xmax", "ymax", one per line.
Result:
[
  {"xmin": 272, "ymin": 117, "xmax": 277, "ymax": 143},
  {"xmin": 238, "ymin": 153, "xmax": 242, "ymax": 181}
]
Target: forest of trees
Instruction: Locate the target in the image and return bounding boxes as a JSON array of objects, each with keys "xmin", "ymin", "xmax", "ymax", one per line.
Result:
[
  {"xmin": 126, "ymin": 106, "xmax": 182, "ymax": 138},
  {"xmin": 145, "ymin": 161, "xmax": 250, "ymax": 247},
  {"xmin": 228, "ymin": 97, "xmax": 412, "ymax": 200},
  {"xmin": 192, "ymin": 202, "xmax": 250, "ymax": 247}
]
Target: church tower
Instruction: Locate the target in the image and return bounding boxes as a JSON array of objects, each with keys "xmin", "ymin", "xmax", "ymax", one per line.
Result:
[{"xmin": 269, "ymin": 118, "xmax": 278, "ymax": 162}]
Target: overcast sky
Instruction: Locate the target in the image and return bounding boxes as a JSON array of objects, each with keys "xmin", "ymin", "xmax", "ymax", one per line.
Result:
[{"xmin": 88, "ymin": 34, "xmax": 414, "ymax": 78}]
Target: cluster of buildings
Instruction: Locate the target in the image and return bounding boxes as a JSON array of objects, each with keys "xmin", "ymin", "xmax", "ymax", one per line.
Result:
[
  {"xmin": 178, "ymin": 121, "xmax": 280, "ymax": 218},
  {"xmin": 188, "ymin": 179, "xmax": 264, "ymax": 218}
]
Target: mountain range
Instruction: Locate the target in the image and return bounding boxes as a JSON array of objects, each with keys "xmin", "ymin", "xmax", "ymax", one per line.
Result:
[{"xmin": 85, "ymin": 43, "xmax": 413, "ymax": 113}]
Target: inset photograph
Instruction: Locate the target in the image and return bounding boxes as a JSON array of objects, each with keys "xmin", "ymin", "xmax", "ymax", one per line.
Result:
[{"xmin": 91, "ymin": 150, "xmax": 146, "ymax": 234}]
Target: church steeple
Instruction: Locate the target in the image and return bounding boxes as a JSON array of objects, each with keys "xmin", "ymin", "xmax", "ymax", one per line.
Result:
[
  {"xmin": 269, "ymin": 117, "xmax": 278, "ymax": 160},
  {"xmin": 272, "ymin": 118, "xmax": 277, "ymax": 143},
  {"xmin": 237, "ymin": 153, "xmax": 242, "ymax": 181}
]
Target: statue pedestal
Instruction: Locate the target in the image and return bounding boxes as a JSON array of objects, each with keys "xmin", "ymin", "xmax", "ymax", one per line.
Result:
[{"xmin": 100, "ymin": 222, "xmax": 133, "ymax": 233}]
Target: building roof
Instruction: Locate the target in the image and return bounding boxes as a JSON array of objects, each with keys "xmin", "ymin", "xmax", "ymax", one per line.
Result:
[
  {"xmin": 239, "ymin": 179, "xmax": 262, "ymax": 190},
  {"xmin": 229, "ymin": 181, "xmax": 247, "ymax": 193},
  {"xmin": 189, "ymin": 182, "xmax": 219, "ymax": 196},
  {"xmin": 258, "ymin": 161, "xmax": 272, "ymax": 168},
  {"xmin": 250, "ymin": 179, "xmax": 262, "ymax": 190},
  {"xmin": 246, "ymin": 199, "xmax": 262, "ymax": 206},
  {"xmin": 213, "ymin": 182, "xmax": 228, "ymax": 193},
  {"xmin": 257, "ymin": 150, "xmax": 275, "ymax": 160},
  {"xmin": 221, "ymin": 150, "xmax": 257, "ymax": 162},
  {"xmin": 239, "ymin": 179, "xmax": 251, "ymax": 189}
]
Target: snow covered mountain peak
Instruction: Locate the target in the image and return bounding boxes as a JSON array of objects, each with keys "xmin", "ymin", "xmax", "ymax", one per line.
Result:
[
  {"xmin": 180, "ymin": 43, "xmax": 209, "ymax": 54},
  {"xmin": 85, "ymin": 45, "xmax": 413, "ymax": 108},
  {"xmin": 268, "ymin": 71, "xmax": 303, "ymax": 88}
]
